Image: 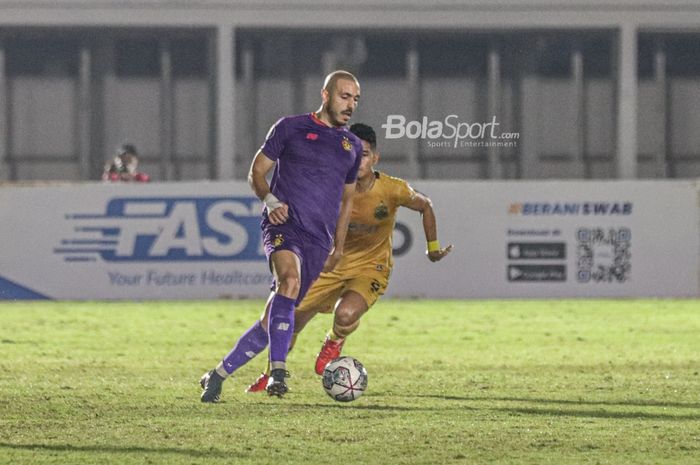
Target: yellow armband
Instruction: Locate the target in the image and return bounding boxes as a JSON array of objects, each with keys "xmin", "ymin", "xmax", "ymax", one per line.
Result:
[{"xmin": 427, "ymin": 240, "xmax": 441, "ymax": 253}]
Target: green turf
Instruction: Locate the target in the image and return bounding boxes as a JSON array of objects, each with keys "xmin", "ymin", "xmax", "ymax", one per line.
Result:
[{"xmin": 0, "ymin": 299, "xmax": 698, "ymax": 465}]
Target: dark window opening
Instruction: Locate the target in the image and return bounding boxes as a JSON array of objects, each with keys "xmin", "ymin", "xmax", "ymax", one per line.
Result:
[
  {"xmin": 362, "ymin": 36, "xmax": 407, "ymax": 77},
  {"xmin": 533, "ymin": 36, "xmax": 572, "ymax": 77},
  {"xmin": 638, "ymin": 35, "xmax": 656, "ymax": 79},
  {"xmin": 665, "ymin": 35, "xmax": 700, "ymax": 77},
  {"xmin": 116, "ymin": 38, "xmax": 160, "ymax": 77},
  {"xmin": 6, "ymin": 39, "xmax": 80, "ymax": 77},
  {"xmin": 583, "ymin": 37, "xmax": 612, "ymax": 78},
  {"xmin": 419, "ymin": 36, "xmax": 488, "ymax": 77},
  {"xmin": 171, "ymin": 38, "xmax": 208, "ymax": 78}
]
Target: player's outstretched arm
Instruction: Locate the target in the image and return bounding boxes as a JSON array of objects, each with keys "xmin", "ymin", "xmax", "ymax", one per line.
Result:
[
  {"xmin": 323, "ymin": 181, "xmax": 356, "ymax": 272},
  {"xmin": 248, "ymin": 150, "xmax": 289, "ymax": 225},
  {"xmin": 404, "ymin": 192, "xmax": 453, "ymax": 262}
]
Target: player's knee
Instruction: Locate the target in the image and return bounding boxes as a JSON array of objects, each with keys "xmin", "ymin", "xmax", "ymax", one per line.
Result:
[
  {"xmin": 333, "ymin": 318, "xmax": 360, "ymax": 338},
  {"xmin": 276, "ymin": 274, "xmax": 300, "ymax": 297},
  {"xmin": 334, "ymin": 307, "xmax": 353, "ymax": 326},
  {"xmin": 335, "ymin": 304, "xmax": 364, "ymax": 326}
]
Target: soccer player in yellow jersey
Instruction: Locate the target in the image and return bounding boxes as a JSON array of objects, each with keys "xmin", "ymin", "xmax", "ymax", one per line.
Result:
[{"xmin": 246, "ymin": 122, "xmax": 453, "ymax": 392}]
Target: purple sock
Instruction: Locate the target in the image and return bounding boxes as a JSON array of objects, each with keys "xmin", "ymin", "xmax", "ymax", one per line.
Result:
[
  {"xmin": 268, "ymin": 294, "xmax": 296, "ymax": 364},
  {"xmin": 220, "ymin": 320, "xmax": 268, "ymax": 375}
]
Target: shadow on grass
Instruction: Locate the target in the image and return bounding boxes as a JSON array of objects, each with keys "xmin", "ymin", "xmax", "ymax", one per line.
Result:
[
  {"xmin": 288, "ymin": 399, "xmax": 700, "ymax": 421},
  {"xmin": 407, "ymin": 395, "xmax": 700, "ymax": 421},
  {"xmin": 288, "ymin": 402, "xmax": 478, "ymax": 413},
  {"xmin": 0, "ymin": 442, "xmax": 232, "ymax": 458},
  {"xmin": 412, "ymin": 394, "xmax": 700, "ymax": 410},
  {"xmin": 492, "ymin": 406, "xmax": 700, "ymax": 421}
]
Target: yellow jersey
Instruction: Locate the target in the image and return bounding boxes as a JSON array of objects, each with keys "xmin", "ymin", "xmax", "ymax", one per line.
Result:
[{"xmin": 336, "ymin": 171, "xmax": 416, "ymax": 273}]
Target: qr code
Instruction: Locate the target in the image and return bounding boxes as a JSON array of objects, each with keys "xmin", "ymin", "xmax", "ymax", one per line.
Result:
[{"xmin": 576, "ymin": 228, "xmax": 631, "ymax": 283}]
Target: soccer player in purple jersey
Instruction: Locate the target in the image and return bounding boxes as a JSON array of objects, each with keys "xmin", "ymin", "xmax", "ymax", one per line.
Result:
[{"xmin": 200, "ymin": 70, "xmax": 362, "ymax": 401}]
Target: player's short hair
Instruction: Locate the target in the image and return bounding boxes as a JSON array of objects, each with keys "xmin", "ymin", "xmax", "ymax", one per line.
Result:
[
  {"xmin": 113, "ymin": 143, "xmax": 139, "ymax": 172},
  {"xmin": 117, "ymin": 143, "xmax": 138, "ymax": 157},
  {"xmin": 322, "ymin": 70, "xmax": 360, "ymax": 93},
  {"xmin": 350, "ymin": 123, "xmax": 377, "ymax": 150}
]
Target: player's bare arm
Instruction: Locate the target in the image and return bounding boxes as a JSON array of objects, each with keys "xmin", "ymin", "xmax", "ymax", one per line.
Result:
[
  {"xmin": 404, "ymin": 192, "xmax": 454, "ymax": 262},
  {"xmin": 248, "ymin": 150, "xmax": 289, "ymax": 225},
  {"xmin": 323, "ymin": 181, "xmax": 356, "ymax": 272}
]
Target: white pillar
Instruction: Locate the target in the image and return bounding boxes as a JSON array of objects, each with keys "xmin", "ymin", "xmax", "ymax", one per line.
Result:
[
  {"xmin": 159, "ymin": 39, "xmax": 175, "ymax": 180},
  {"xmin": 406, "ymin": 44, "xmax": 421, "ymax": 179},
  {"xmin": 322, "ymin": 50, "xmax": 337, "ymax": 76},
  {"xmin": 78, "ymin": 46, "xmax": 92, "ymax": 180},
  {"xmin": 654, "ymin": 42, "xmax": 669, "ymax": 178},
  {"xmin": 488, "ymin": 46, "xmax": 502, "ymax": 179},
  {"xmin": 572, "ymin": 46, "xmax": 586, "ymax": 178},
  {"xmin": 617, "ymin": 23, "xmax": 638, "ymax": 179},
  {"xmin": 239, "ymin": 42, "xmax": 255, "ymax": 174},
  {"xmin": 0, "ymin": 45, "xmax": 8, "ymax": 181},
  {"xmin": 216, "ymin": 24, "xmax": 235, "ymax": 180}
]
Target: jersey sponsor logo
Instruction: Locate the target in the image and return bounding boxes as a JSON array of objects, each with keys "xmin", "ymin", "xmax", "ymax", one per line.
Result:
[
  {"xmin": 306, "ymin": 132, "xmax": 319, "ymax": 141},
  {"xmin": 374, "ymin": 202, "xmax": 389, "ymax": 220},
  {"xmin": 508, "ymin": 202, "xmax": 633, "ymax": 216},
  {"xmin": 342, "ymin": 136, "xmax": 353, "ymax": 152},
  {"xmin": 348, "ymin": 223, "xmax": 379, "ymax": 234},
  {"xmin": 54, "ymin": 197, "xmax": 265, "ymax": 262}
]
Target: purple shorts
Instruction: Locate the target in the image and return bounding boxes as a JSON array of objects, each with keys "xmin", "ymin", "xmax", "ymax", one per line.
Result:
[{"xmin": 262, "ymin": 220, "xmax": 330, "ymax": 306}]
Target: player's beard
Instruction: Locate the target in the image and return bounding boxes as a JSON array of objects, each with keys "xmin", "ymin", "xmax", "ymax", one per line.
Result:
[{"xmin": 327, "ymin": 99, "xmax": 352, "ymax": 127}]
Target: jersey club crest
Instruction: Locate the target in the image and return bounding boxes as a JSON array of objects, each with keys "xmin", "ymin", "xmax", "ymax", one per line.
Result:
[{"xmin": 374, "ymin": 202, "xmax": 389, "ymax": 220}]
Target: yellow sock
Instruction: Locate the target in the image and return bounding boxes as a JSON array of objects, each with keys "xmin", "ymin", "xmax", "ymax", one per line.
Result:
[{"xmin": 328, "ymin": 328, "xmax": 343, "ymax": 341}]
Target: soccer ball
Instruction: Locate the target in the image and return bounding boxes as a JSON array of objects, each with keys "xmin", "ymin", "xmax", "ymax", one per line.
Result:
[{"xmin": 322, "ymin": 356, "xmax": 368, "ymax": 402}]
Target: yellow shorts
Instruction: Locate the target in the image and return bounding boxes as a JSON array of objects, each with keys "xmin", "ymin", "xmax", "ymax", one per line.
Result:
[{"xmin": 297, "ymin": 265, "xmax": 390, "ymax": 314}]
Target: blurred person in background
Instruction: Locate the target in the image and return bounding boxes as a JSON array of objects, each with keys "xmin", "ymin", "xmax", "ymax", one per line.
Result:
[{"xmin": 102, "ymin": 143, "xmax": 150, "ymax": 182}]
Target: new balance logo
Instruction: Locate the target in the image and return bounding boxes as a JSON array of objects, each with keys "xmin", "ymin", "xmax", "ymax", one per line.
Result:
[{"xmin": 277, "ymin": 322, "xmax": 290, "ymax": 331}]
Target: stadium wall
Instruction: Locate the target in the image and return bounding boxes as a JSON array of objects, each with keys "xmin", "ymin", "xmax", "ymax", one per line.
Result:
[
  {"xmin": 4, "ymin": 1, "xmax": 700, "ymax": 183},
  {"xmin": 0, "ymin": 180, "xmax": 698, "ymax": 300}
]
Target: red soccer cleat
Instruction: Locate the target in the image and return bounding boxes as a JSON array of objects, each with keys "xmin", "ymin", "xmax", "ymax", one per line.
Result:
[
  {"xmin": 245, "ymin": 372, "xmax": 269, "ymax": 393},
  {"xmin": 315, "ymin": 336, "xmax": 345, "ymax": 375}
]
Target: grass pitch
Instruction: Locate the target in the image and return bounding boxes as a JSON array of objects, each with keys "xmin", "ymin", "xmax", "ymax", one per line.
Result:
[{"xmin": 0, "ymin": 299, "xmax": 698, "ymax": 465}]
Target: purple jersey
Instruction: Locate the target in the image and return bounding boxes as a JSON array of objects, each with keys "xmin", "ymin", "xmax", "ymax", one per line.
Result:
[{"xmin": 260, "ymin": 113, "xmax": 362, "ymax": 251}]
